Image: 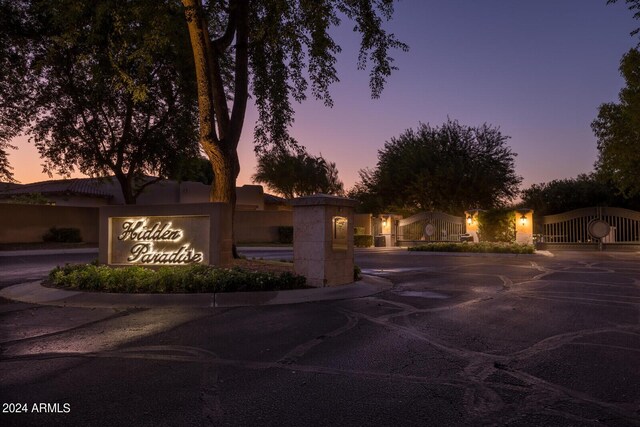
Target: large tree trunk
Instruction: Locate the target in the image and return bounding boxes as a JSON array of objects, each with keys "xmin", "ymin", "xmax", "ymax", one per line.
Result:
[
  {"xmin": 182, "ymin": 0, "xmax": 247, "ymax": 197},
  {"xmin": 182, "ymin": 0, "xmax": 221, "ymax": 196},
  {"xmin": 202, "ymin": 143, "xmax": 238, "ymax": 204},
  {"xmin": 115, "ymin": 172, "xmax": 136, "ymax": 204},
  {"xmin": 205, "ymin": 145, "xmax": 240, "ymax": 257},
  {"xmin": 182, "ymin": 0, "xmax": 248, "ymax": 257}
]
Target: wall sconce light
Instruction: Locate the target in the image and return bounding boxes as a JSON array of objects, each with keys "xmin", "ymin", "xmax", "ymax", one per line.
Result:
[
  {"xmin": 520, "ymin": 214, "xmax": 527, "ymax": 226},
  {"xmin": 467, "ymin": 215, "xmax": 473, "ymax": 226},
  {"xmin": 382, "ymin": 217, "xmax": 388, "ymax": 227}
]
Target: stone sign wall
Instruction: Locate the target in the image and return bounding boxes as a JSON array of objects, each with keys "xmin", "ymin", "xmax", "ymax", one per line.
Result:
[
  {"xmin": 108, "ymin": 215, "xmax": 210, "ymax": 265},
  {"xmin": 99, "ymin": 203, "xmax": 232, "ymax": 267}
]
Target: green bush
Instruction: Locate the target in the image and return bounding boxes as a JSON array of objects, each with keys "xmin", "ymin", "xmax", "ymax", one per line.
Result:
[
  {"xmin": 354, "ymin": 227, "xmax": 366, "ymax": 235},
  {"xmin": 354, "ymin": 234, "xmax": 373, "ymax": 247},
  {"xmin": 48, "ymin": 263, "xmax": 307, "ymax": 293},
  {"xmin": 408, "ymin": 242, "xmax": 534, "ymax": 254},
  {"xmin": 478, "ymin": 209, "xmax": 516, "ymax": 242},
  {"xmin": 354, "ymin": 265, "xmax": 362, "ymax": 281},
  {"xmin": 277, "ymin": 226, "xmax": 294, "ymax": 244},
  {"xmin": 43, "ymin": 227, "xmax": 82, "ymax": 243}
]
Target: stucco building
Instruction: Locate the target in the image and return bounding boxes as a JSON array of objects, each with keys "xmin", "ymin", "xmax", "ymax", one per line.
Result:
[{"xmin": 0, "ymin": 177, "xmax": 289, "ymax": 211}]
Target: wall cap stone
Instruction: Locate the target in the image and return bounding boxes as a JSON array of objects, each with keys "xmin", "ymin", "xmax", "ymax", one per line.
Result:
[
  {"xmin": 290, "ymin": 194, "xmax": 358, "ymax": 208},
  {"xmin": 100, "ymin": 202, "xmax": 228, "ymax": 216}
]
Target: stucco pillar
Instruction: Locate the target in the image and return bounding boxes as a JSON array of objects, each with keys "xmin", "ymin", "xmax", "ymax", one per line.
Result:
[
  {"xmin": 291, "ymin": 195, "xmax": 358, "ymax": 287},
  {"xmin": 377, "ymin": 214, "xmax": 402, "ymax": 247},
  {"xmin": 464, "ymin": 209, "xmax": 482, "ymax": 242}
]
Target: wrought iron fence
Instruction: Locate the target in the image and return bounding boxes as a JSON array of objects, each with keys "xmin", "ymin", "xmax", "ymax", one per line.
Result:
[
  {"xmin": 397, "ymin": 211, "xmax": 465, "ymax": 244},
  {"xmin": 538, "ymin": 207, "xmax": 640, "ymax": 250}
]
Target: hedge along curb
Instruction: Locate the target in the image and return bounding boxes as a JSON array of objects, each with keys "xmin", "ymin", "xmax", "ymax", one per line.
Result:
[
  {"xmin": 0, "ymin": 275, "xmax": 392, "ymax": 309},
  {"xmin": 407, "ymin": 242, "xmax": 535, "ymax": 254},
  {"xmin": 405, "ymin": 251, "xmax": 549, "ymax": 258},
  {"xmin": 47, "ymin": 263, "xmax": 307, "ymax": 294}
]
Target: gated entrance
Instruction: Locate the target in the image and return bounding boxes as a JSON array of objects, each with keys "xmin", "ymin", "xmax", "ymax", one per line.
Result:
[
  {"xmin": 397, "ymin": 211, "xmax": 465, "ymax": 246},
  {"xmin": 373, "ymin": 214, "xmax": 402, "ymax": 247},
  {"xmin": 537, "ymin": 207, "xmax": 640, "ymax": 251}
]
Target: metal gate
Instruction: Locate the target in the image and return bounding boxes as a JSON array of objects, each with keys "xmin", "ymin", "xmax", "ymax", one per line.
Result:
[
  {"xmin": 397, "ymin": 211, "xmax": 465, "ymax": 246},
  {"xmin": 537, "ymin": 207, "xmax": 640, "ymax": 250}
]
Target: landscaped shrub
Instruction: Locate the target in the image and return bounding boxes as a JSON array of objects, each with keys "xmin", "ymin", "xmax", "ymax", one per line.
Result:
[
  {"xmin": 354, "ymin": 227, "xmax": 366, "ymax": 235},
  {"xmin": 277, "ymin": 226, "xmax": 294, "ymax": 244},
  {"xmin": 354, "ymin": 234, "xmax": 373, "ymax": 247},
  {"xmin": 48, "ymin": 263, "xmax": 308, "ymax": 293},
  {"xmin": 43, "ymin": 227, "xmax": 82, "ymax": 243},
  {"xmin": 408, "ymin": 242, "xmax": 534, "ymax": 254},
  {"xmin": 478, "ymin": 209, "xmax": 516, "ymax": 242},
  {"xmin": 354, "ymin": 265, "xmax": 362, "ymax": 281}
]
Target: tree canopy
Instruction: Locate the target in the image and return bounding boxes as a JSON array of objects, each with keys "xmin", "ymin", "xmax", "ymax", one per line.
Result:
[
  {"xmin": 1, "ymin": 0, "xmax": 201, "ymax": 202},
  {"xmin": 169, "ymin": 156, "xmax": 214, "ymax": 185},
  {"xmin": 0, "ymin": 1, "xmax": 30, "ymax": 182},
  {"xmin": 608, "ymin": 0, "xmax": 640, "ymax": 42},
  {"xmin": 349, "ymin": 120, "xmax": 522, "ymax": 215},
  {"xmin": 592, "ymin": 48, "xmax": 640, "ymax": 198},
  {"xmin": 519, "ymin": 174, "xmax": 640, "ymax": 216},
  {"xmin": 180, "ymin": 0, "xmax": 407, "ymax": 205},
  {"xmin": 252, "ymin": 149, "xmax": 344, "ymax": 199},
  {"xmin": 0, "ymin": 140, "xmax": 14, "ymax": 182},
  {"xmin": 1, "ymin": 0, "xmax": 405, "ymax": 257}
]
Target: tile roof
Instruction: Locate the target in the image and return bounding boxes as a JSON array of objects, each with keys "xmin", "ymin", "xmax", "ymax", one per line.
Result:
[
  {"xmin": 0, "ymin": 177, "xmax": 115, "ymax": 199},
  {"xmin": 1, "ymin": 176, "xmax": 283, "ymax": 205},
  {"xmin": 264, "ymin": 193, "xmax": 287, "ymax": 204}
]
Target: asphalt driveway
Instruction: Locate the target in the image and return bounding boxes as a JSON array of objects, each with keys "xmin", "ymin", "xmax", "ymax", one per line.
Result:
[{"xmin": 1, "ymin": 249, "xmax": 639, "ymax": 426}]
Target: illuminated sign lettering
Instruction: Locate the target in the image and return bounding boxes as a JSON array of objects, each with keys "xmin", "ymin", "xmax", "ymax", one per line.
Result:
[
  {"xmin": 127, "ymin": 242, "xmax": 202, "ymax": 264},
  {"xmin": 118, "ymin": 220, "xmax": 183, "ymax": 242},
  {"xmin": 108, "ymin": 216, "xmax": 209, "ymax": 265}
]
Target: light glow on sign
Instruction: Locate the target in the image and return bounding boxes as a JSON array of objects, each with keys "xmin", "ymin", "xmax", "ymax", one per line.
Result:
[
  {"xmin": 109, "ymin": 216, "xmax": 207, "ymax": 265},
  {"xmin": 127, "ymin": 242, "xmax": 203, "ymax": 264},
  {"xmin": 118, "ymin": 220, "xmax": 184, "ymax": 242}
]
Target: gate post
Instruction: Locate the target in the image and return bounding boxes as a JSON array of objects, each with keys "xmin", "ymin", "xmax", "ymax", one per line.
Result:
[
  {"xmin": 464, "ymin": 209, "xmax": 482, "ymax": 242},
  {"xmin": 291, "ymin": 195, "xmax": 358, "ymax": 287},
  {"xmin": 377, "ymin": 214, "xmax": 402, "ymax": 247},
  {"xmin": 515, "ymin": 209, "xmax": 534, "ymax": 244}
]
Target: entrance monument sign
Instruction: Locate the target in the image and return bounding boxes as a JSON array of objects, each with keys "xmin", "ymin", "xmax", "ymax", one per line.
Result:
[
  {"xmin": 109, "ymin": 216, "xmax": 209, "ymax": 265},
  {"xmin": 99, "ymin": 203, "xmax": 232, "ymax": 267}
]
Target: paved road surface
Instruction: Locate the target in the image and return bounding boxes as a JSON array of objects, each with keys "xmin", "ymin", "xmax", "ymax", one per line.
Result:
[
  {"xmin": 1, "ymin": 249, "xmax": 639, "ymax": 426},
  {"xmin": 0, "ymin": 253, "xmax": 97, "ymax": 288}
]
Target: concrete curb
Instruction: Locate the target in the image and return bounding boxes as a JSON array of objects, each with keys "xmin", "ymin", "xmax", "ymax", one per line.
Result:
[
  {"xmin": 237, "ymin": 246, "xmax": 293, "ymax": 251},
  {"xmin": 0, "ymin": 275, "xmax": 392, "ymax": 309},
  {"xmin": 403, "ymin": 251, "xmax": 551, "ymax": 258}
]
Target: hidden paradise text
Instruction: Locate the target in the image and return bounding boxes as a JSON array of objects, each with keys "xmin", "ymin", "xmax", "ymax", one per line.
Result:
[{"xmin": 117, "ymin": 220, "xmax": 203, "ymax": 264}]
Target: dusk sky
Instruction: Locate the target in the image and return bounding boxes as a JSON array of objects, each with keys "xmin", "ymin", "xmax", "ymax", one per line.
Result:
[{"xmin": 7, "ymin": 0, "xmax": 638, "ymax": 193}]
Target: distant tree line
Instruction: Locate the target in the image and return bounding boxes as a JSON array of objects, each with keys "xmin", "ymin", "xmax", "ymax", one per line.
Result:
[
  {"xmin": 591, "ymin": 48, "xmax": 640, "ymax": 199},
  {"xmin": 519, "ymin": 174, "xmax": 640, "ymax": 216}
]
